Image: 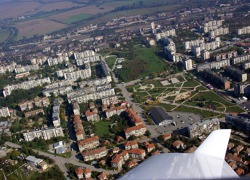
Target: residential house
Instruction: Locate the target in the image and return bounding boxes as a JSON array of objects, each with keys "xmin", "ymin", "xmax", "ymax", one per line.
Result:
[
  {"xmin": 111, "ymin": 150, "xmax": 129, "ymax": 170},
  {"xmin": 124, "ymin": 141, "xmax": 138, "ymax": 150},
  {"xmin": 162, "ymin": 133, "xmax": 171, "ymax": 141},
  {"xmin": 128, "ymin": 148, "xmax": 146, "ymax": 160},
  {"xmin": 98, "ymin": 172, "xmax": 108, "ymax": 180},
  {"xmin": 172, "ymin": 140, "xmax": 185, "ymax": 149},
  {"xmin": 26, "ymin": 156, "xmax": 48, "ymax": 170},
  {"xmin": 75, "ymin": 167, "xmax": 92, "ymax": 179},
  {"xmin": 232, "ymin": 145, "xmax": 244, "ymax": 155},
  {"xmin": 85, "ymin": 109, "xmax": 100, "ymax": 122},
  {"xmin": 145, "ymin": 143, "xmax": 155, "ymax": 153}
]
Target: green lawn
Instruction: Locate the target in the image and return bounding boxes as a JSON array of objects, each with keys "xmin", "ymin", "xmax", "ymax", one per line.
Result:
[
  {"xmin": 94, "ymin": 121, "xmax": 112, "ymax": 138},
  {"xmin": 182, "ymin": 80, "xmax": 200, "ymax": 87},
  {"xmin": 175, "ymin": 106, "xmax": 222, "ymax": 119},
  {"xmin": 115, "ymin": 46, "xmax": 168, "ymax": 82},
  {"xmin": 105, "ymin": 56, "xmax": 116, "ymax": 69},
  {"xmin": 190, "ymin": 91, "xmax": 234, "ymax": 106},
  {"xmin": 62, "ymin": 14, "xmax": 93, "ymax": 24},
  {"xmin": 0, "ymin": 29, "xmax": 11, "ymax": 43},
  {"xmin": 157, "ymin": 103, "xmax": 176, "ymax": 111}
]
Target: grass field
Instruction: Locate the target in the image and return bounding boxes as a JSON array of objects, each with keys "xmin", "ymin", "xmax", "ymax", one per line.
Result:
[
  {"xmin": 105, "ymin": 56, "xmax": 116, "ymax": 69},
  {"xmin": 94, "ymin": 121, "xmax": 112, "ymax": 138},
  {"xmin": 0, "ymin": 29, "xmax": 11, "ymax": 43},
  {"xmin": 115, "ymin": 45, "xmax": 168, "ymax": 82},
  {"xmin": 62, "ymin": 13, "xmax": 93, "ymax": 24},
  {"xmin": 175, "ymin": 105, "xmax": 222, "ymax": 119}
]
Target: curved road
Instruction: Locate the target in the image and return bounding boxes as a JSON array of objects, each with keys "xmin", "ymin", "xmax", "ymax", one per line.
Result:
[{"xmin": 4, "ymin": 142, "xmax": 115, "ymax": 179}]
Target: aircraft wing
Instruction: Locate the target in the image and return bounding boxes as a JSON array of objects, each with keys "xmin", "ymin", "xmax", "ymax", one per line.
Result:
[{"xmin": 120, "ymin": 129, "xmax": 239, "ymax": 179}]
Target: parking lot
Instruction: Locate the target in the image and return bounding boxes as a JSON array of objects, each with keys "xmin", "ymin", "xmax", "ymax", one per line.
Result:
[{"xmin": 153, "ymin": 111, "xmax": 202, "ymax": 134}]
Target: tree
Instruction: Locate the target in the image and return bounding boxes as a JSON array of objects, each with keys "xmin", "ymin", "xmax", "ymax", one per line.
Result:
[{"xmin": 145, "ymin": 130, "xmax": 151, "ymax": 137}]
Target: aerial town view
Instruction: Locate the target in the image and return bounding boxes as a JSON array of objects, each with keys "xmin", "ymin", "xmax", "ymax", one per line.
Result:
[{"xmin": 0, "ymin": 0, "xmax": 250, "ymax": 179}]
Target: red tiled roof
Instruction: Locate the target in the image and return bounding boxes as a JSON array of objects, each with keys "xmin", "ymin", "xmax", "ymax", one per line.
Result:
[
  {"xmin": 128, "ymin": 148, "xmax": 145, "ymax": 155},
  {"xmin": 236, "ymin": 168, "xmax": 244, "ymax": 176},
  {"xmin": 146, "ymin": 143, "xmax": 155, "ymax": 150},
  {"xmin": 172, "ymin": 140, "xmax": 184, "ymax": 147},
  {"xmin": 163, "ymin": 133, "xmax": 171, "ymax": 140},
  {"xmin": 98, "ymin": 172, "xmax": 108, "ymax": 180},
  {"xmin": 111, "ymin": 150, "xmax": 128, "ymax": 164},
  {"xmin": 151, "ymin": 151, "xmax": 159, "ymax": 156},
  {"xmin": 78, "ymin": 136, "xmax": 99, "ymax": 146},
  {"xmin": 83, "ymin": 168, "xmax": 91, "ymax": 174},
  {"xmin": 82, "ymin": 147, "xmax": 107, "ymax": 156},
  {"xmin": 75, "ymin": 167, "xmax": 84, "ymax": 175},
  {"xmin": 85, "ymin": 110, "xmax": 98, "ymax": 116},
  {"xmin": 125, "ymin": 140, "xmax": 138, "ymax": 147},
  {"xmin": 124, "ymin": 124, "xmax": 146, "ymax": 134}
]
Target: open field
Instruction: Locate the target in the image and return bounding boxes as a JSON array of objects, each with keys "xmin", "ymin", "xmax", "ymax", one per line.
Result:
[
  {"xmin": 85, "ymin": 3, "xmax": 181, "ymax": 25},
  {"xmin": 115, "ymin": 45, "xmax": 168, "ymax": 82},
  {"xmin": 105, "ymin": 56, "xmax": 116, "ymax": 69},
  {"xmin": 15, "ymin": 18, "xmax": 67, "ymax": 39},
  {"xmin": 0, "ymin": 1, "xmax": 78, "ymax": 20},
  {"xmin": 94, "ymin": 121, "xmax": 112, "ymax": 138},
  {"xmin": 0, "ymin": 29, "xmax": 11, "ymax": 43},
  {"xmin": 61, "ymin": 13, "xmax": 93, "ymax": 24}
]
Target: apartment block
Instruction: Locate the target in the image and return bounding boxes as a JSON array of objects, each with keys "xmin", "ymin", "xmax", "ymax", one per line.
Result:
[
  {"xmin": 188, "ymin": 118, "xmax": 220, "ymax": 138},
  {"xmin": 126, "ymin": 108, "xmax": 143, "ymax": 126},
  {"xmin": 19, "ymin": 97, "xmax": 50, "ymax": 111},
  {"xmin": 77, "ymin": 135, "xmax": 100, "ymax": 152},
  {"xmin": 47, "ymin": 53, "xmax": 69, "ymax": 66},
  {"xmin": 24, "ymin": 109, "xmax": 44, "ymax": 118},
  {"xmin": 124, "ymin": 124, "xmax": 147, "ymax": 139},
  {"xmin": 202, "ymin": 69, "xmax": 230, "ymax": 89},
  {"xmin": 23, "ymin": 127, "xmax": 64, "ymax": 141},
  {"xmin": 52, "ymin": 99, "xmax": 60, "ymax": 127},
  {"xmin": 231, "ymin": 55, "xmax": 250, "ymax": 65},
  {"xmin": 237, "ymin": 26, "xmax": 250, "ymax": 35},
  {"xmin": 225, "ymin": 67, "xmax": 247, "ymax": 82},
  {"xmin": 3, "ymin": 77, "xmax": 51, "ymax": 97},
  {"xmin": 68, "ymin": 88, "xmax": 116, "ymax": 104},
  {"xmin": 64, "ymin": 68, "xmax": 91, "ymax": 81},
  {"xmin": 155, "ymin": 29, "xmax": 176, "ymax": 41},
  {"xmin": 196, "ymin": 59, "xmax": 230, "ymax": 72},
  {"xmin": 73, "ymin": 115, "xmax": 85, "ymax": 141},
  {"xmin": 82, "ymin": 147, "xmax": 108, "ymax": 161},
  {"xmin": 225, "ymin": 114, "xmax": 250, "ymax": 132}
]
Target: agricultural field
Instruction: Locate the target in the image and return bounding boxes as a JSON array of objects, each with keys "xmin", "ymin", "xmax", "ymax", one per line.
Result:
[
  {"xmin": 15, "ymin": 19, "xmax": 67, "ymax": 40},
  {"xmin": 61, "ymin": 14, "xmax": 93, "ymax": 24},
  {"xmin": 0, "ymin": 29, "xmax": 11, "ymax": 43}
]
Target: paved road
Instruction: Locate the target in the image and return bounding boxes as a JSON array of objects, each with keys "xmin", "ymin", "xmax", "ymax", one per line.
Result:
[
  {"xmin": 4, "ymin": 142, "xmax": 115, "ymax": 179},
  {"xmin": 117, "ymin": 83, "xmax": 159, "ymax": 137}
]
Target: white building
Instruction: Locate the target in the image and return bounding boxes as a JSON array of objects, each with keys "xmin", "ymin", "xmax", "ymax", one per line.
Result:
[
  {"xmin": 183, "ymin": 59, "xmax": 193, "ymax": 70},
  {"xmin": 23, "ymin": 127, "xmax": 64, "ymax": 142},
  {"xmin": 3, "ymin": 77, "xmax": 51, "ymax": 97},
  {"xmin": 0, "ymin": 107, "xmax": 10, "ymax": 117},
  {"xmin": 237, "ymin": 26, "xmax": 250, "ymax": 35}
]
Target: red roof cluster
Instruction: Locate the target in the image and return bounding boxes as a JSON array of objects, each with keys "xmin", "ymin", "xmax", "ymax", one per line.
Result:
[
  {"xmin": 124, "ymin": 124, "xmax": 146, "ymax": 134},
  {"xmin": 126, "ymin": 108, "xmax": 143, "ymax": 126},
  {"xmin": 78, "ymin": 135, "xmax": 99, "ymax": 146}
]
